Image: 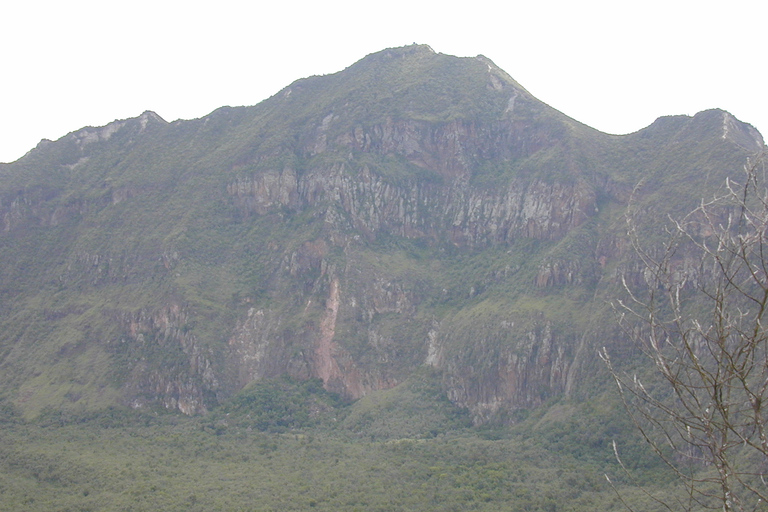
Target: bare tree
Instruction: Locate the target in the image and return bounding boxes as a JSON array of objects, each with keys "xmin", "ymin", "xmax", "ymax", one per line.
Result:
[{"xmin": 601, "ymin": 151, "xmax": 768, "ymax": 512}]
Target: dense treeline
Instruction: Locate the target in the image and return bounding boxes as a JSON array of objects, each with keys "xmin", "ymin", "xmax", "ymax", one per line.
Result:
[{"xmin": 0, "ymin": 377, "xmax": 681, "ymax": 511}]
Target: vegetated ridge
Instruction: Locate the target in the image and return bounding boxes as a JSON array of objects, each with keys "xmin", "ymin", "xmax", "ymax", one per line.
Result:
[{"xmin": 0, "ymin": 44, "xmax": 763, "ymax": 425}]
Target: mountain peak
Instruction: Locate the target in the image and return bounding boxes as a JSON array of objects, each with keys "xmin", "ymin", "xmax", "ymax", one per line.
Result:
[
  {"xmin": 357, "ymin": 43, "xmax": 436, "ymax": 62},
  {"xmin": 265, "ymin": 44, "xmax": 540, "ymax": 133},
  {"xmin": 138, "ymin": 110, "xmax": 166, "ymax": 125},
  {"xmin": 0, "ymin": 46, "xmax": 762, "ymax": 423}
]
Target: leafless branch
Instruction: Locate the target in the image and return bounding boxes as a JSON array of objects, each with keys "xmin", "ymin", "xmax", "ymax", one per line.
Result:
[{"xmin": 605, "ymin": 151, "xmax": 768, "ymax": 512}]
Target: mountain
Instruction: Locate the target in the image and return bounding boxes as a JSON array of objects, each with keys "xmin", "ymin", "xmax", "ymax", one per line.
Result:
[{"xmin": 0, "ymin": 44, "xmax": 763, "ymax": 422}]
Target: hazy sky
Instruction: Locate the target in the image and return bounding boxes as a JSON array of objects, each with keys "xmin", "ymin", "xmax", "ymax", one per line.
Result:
[{"xmin": 1, "ymin": 0, "xmax": 765, "ymax": 163}]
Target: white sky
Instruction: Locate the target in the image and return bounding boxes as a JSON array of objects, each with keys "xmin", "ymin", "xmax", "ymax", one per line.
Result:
[{"xmin": 1, "ymin": 0, "xmax": 766, "ymax": 163}]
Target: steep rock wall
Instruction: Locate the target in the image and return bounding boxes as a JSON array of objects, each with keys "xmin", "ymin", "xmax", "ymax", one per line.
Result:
[
  {"xmin": 229, "ymin": 165, "xmax": 595, "ymax": 247},
  {"xmin": 116, "ymin": 304, "xmax": 218, "ymax": 415},
  {"xmin": 221, "ymin": 119, "xmax": 598, "ymax": 417},
  {"xmin": 440, "ymin": 319, "xmax": 573, "ymax": 424},
  {"xmin": 229, "ymin": 119, "xmax": 598, "ymax": 248}
]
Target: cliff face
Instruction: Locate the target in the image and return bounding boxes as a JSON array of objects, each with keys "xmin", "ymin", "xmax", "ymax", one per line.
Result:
[
  {"xmin": 116, "ymin": 303, "xmax": 218, "ymax": 415},
  {"xmin": 219, "ymin": 119, "xmax": 594, "ymax": 421},
  {"xmin": 0, "ymin": 45, "xmax": 763, "ymax": 422},
  {"xmin": 228, "ymin": 157, "xmax": 595, "ymax": 246}
]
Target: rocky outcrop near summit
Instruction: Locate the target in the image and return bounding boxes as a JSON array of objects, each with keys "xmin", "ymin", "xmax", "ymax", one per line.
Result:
[
  {"xmin": 232, "ymin": 165, "xmax": 595, "ymax": 245},
  {"xmin": 229, "ymin": 121, "xmax": 597, "ymax": 248}
]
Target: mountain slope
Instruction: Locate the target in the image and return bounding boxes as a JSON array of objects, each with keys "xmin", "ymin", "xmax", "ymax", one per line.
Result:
[{"xmin": 0, "ymin": 44, "xmax": 763, "ymax": 420}]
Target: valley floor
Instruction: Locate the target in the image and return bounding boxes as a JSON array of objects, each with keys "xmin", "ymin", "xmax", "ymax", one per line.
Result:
[{"xmin": 0, "ymin": 405, "xmax": 678, "ymax": 512}]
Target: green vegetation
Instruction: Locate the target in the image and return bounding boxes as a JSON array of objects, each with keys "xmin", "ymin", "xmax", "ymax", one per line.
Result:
[{"xmin": 0, "ymin": 380, "xmax": 681, "ymax": 512}]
